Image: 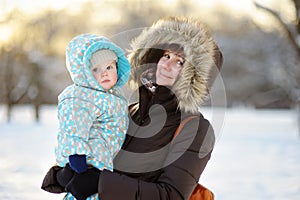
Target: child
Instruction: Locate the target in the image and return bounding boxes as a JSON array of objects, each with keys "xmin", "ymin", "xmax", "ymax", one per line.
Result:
[{"xmin": 55, "ymin": 34, "xmax": 130, "ymax": 200}]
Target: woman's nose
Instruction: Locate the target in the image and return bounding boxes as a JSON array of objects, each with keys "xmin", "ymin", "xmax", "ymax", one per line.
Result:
[{"xmin": 163, "ymin": 60, "xmax": 173, "ymax": 71}]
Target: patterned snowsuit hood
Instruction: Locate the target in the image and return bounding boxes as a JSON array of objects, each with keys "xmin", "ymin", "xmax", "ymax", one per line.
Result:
[
  {"xmin": 128, "ymin": 16, "xmax": 223, "ymax": 113},
  {"xmin": 66, "ymin": 34, "xmax": 130, "ymax": 90}
]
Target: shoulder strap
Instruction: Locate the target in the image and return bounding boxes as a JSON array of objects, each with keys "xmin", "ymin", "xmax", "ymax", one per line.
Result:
[
  {"xmin": 172, "ymin": 116, "xmax": 198, "ymax": 142},
  {"xmin": 172, "ymin": 116, "xmax": 214, "ymax": 200}
]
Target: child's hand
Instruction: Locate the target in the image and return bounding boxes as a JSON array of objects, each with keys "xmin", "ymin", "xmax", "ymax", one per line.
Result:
[{"xmin": 69, "ymin": 154, "xmax": 88, "ymax": 173}]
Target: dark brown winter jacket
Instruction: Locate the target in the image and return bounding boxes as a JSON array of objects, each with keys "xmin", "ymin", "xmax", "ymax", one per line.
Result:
[
  {"xmin": 98, "ymin": 16, "xmax": 223, "ymax": 200},
  {"xmin": 98, "ymin": 85, "xmax": 215, "ymax": 200}
]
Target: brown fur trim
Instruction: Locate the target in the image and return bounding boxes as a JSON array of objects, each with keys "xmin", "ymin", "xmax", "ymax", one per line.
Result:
[{"xmin": 128, "ymin": 16, "xmax": 223, "ymax": 113}]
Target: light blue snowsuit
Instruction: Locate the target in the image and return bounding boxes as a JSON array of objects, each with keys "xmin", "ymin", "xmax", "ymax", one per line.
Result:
[{"xmin": 55, "ymin": 34, "xmax": 130, "ymax": 200}]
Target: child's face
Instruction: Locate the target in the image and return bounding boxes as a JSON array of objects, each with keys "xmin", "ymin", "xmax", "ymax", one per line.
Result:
[{"xmin": 91, "ymin": 60, "xmax": 118, "ymax": 90}]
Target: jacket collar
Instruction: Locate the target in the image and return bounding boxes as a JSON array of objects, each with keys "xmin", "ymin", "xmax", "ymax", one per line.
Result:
[{"xmin": 137, "ymin": 85, "xmax": 180, "ymax": 122}]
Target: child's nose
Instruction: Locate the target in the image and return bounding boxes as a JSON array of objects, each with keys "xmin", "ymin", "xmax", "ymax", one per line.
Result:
[{"xmin": 101, "ymin": 70, "xmax": 108, "ymax": 76}]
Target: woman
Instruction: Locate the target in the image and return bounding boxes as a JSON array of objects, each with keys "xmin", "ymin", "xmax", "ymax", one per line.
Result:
[{"xmin": 42, "ymin": 16, "xmax": 223, "ymax": 200}]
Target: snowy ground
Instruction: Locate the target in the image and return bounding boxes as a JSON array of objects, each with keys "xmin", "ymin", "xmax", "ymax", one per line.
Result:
[{"xmin": 0, "ymin": 105, "xmax": 299, "ymax": 200}]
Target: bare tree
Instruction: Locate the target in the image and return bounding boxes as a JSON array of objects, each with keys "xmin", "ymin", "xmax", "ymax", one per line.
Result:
[
  {"xmin": 254, "ymin": 0, "xmax": 300, "ymax": 134},
  {"xmin": 1, "ymin": 47, "xmax": 33, "ymax": 122},
  {"xmin": 0, "ymin": 8, "xmax": 92, "ymax": 122}
]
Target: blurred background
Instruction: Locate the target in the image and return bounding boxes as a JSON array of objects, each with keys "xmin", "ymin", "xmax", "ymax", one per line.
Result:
[
  {"xmin": 0, "ymin": 0, "xmax": 300, "ymax": 122},
  {"xmin": 1, "ymin": 1, "xmax": 300, "ymax": 199}
]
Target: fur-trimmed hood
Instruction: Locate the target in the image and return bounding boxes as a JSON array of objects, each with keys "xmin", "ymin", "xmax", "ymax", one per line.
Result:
[{"xmin": 128, "ymin": 16, "xmax": 223, "ymax": 113}]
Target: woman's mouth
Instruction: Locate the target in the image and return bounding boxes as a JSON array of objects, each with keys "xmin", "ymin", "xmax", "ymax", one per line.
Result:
[{"xmin": 160, "ymin": 72, "xmax": 172, "ymax": 80}]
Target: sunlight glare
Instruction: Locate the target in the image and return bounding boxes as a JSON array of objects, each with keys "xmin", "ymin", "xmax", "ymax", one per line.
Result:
[{"xmin": 0, "ymin": 25, "xmax": 13, "ymax": 44}]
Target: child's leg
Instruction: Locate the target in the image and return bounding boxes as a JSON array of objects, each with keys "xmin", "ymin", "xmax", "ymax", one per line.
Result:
[
  {"xmin": 63, "ymin": 193, "xmax": 76, "ymax": 200},
  {"xmin": 63, "ymin": 192, "xmax": 99, "ymax": 200},
  {"xmin": 86, "ymin": 193, "xmax": 99, "ymax": 200}
]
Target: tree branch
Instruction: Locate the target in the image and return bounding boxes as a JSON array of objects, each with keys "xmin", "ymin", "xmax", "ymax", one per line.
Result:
[{"xmin": 254, "ymin": 1, "xmax": 300, "ymax": 57}]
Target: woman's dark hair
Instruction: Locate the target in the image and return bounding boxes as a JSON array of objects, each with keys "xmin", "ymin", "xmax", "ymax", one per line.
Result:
[{"xmin": 140, "ymin": 43, "xmax": 184, "ymax": 66}]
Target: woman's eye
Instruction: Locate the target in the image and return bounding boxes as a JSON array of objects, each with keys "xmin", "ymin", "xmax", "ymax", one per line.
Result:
[
  {"xmin": 163, "ymin": 53, "xmax": 170, "ymax": 59},
  {"xmin": 177, "ymin": 60, "xmax": 184, "ymax": 66}
]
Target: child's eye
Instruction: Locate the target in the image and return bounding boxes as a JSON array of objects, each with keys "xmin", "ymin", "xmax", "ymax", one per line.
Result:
[
  {"xmin": 106, "ymin": 65, "xmax": 113, "ymax": 70},
  {"xmin": 92, "ymin": 68, "xmax": 98, "ymax": 73}
]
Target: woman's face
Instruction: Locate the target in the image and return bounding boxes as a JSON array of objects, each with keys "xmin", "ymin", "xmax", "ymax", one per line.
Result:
[{"xmin": 156, "ymin": 50, "xmax": 184, "ymax": 86}]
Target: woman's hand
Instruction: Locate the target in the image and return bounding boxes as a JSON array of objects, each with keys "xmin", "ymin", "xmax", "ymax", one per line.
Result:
[
  {"xmin": 56, "ymin": 164, "xmax": 74, "ymax": 188},
  {"xmin": 65, "ymin": 167, "xmax": 101, "ymax": 200}
]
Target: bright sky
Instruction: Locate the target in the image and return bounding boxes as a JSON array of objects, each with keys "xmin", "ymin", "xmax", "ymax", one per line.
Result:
[
  {"xmin": 0, "ymin": 0, "xmax": 288, "ymax": 18},
  {"xmin": 0, "ymin": 0, "xmax": 294, "ymax": 43},
  {"xmin": 0, "ymin": 0, "xmax": 90, "ymax": 16},
  {"xmin": 0, "ymin": 0, "xmax": 270, "ymax": 16}
]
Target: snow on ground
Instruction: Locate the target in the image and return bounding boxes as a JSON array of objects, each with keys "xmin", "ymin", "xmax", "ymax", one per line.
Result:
[{"xmin": 0, "ymin": 105, "xmax": 299, "ymax": 200}]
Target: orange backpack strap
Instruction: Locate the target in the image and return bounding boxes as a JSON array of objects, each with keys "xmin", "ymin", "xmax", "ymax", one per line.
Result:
[
  {"xmin": 190, "ymin": 184, "xmax": 214, "ymax": 200},
  {"xmin": 172, "ymin": 116, "xmax": 198, "ymax": 142},
  {"xmin": 172, "ymin": 115, "xmax": 215, "ymax": 200}
]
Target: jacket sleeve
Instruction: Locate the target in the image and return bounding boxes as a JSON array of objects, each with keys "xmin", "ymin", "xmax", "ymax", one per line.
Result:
[
  {"xmin": 57, "ymin": 98, "xmax": 96, "ymax": 157},
  {"xmin": 98, "ymin": 117, "xmax": 215, "ymax": 200}
]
